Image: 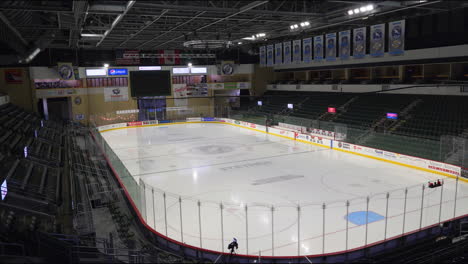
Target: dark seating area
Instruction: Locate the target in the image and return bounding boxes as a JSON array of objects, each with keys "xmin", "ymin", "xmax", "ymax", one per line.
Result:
[
  {"xmin": 0, "ymin": 104, "xmax": 63, "ymax": 216},
  {"xmin": 333, "ymin": 94, "xmax": 418, "ymax": 129},
  {"xmin": 393, "ymin": 95, "xmax": 468, "ymax": 140},
  {"xmin": 291, "ymin": 92, "xmax": 355, "ymax": 120},
  {"xmin": 247, "ymin": 91, "xmax": 468, "ymax": 163}
]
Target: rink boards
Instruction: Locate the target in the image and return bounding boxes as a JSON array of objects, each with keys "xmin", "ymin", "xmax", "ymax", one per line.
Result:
[{"xmin": 97, "ymin": 117, "xmax": 462, "ymax": 181}]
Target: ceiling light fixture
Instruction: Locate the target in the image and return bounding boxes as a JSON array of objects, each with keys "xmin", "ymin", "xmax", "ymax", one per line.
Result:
[
  {"xmin": 81, "ymin": 33, "xmax": 105, "ymax": 38},
  {"xmin": 348, "ymin": 3, "xmax": 375, "ymax": 16}
]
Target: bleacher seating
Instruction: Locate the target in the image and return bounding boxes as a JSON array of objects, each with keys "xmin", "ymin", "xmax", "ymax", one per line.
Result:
[
  {"xmin": 246, "ymin": 91, "xmax": 468, "ymax": 163},
  {"xmin": 393, "ymin": 95, "xmax": 468, "ymax": 140},
  {"xmin": 291, "ymin": 92, "xmax": 355, "ymax": 120}
]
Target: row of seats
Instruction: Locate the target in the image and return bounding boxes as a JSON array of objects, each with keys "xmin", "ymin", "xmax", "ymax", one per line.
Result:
[
  {"xmin": 269, "ymin": 78, "xmax": 456, "ymax": 86},
  {"xmin": 0, "ymin": 104, "xmax": 64, "ymax": 216},
  {"xmin": 248, "ymin": 91, "xmax": 468, "ymax": 163}
]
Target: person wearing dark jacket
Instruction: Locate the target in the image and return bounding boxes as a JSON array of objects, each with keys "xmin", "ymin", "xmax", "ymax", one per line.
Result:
[{"xmin": 228, "ymin": 238, "xmax": 238, "ymax": 255}]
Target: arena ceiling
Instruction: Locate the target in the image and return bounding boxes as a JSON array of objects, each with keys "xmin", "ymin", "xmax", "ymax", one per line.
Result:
[{"xmin": 0, "ymin": 0, "xmax": 464, "ymax": 55}]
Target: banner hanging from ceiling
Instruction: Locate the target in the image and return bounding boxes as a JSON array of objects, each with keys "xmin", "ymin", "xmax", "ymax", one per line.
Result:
[
  {"xmin": 275, "ymin": 43, "xmax": 283, "ymax": 65},
  {"xmin": 313, "ymin": 35, "xmax": 323, "ymax": 61},
  {"xmin": 370, "ymin": 23, "xmax": 385, "ymax": 57},
  {"xmin": 339, "ymin": 30, "xmax": 351, "ymax": 60},
  {"xmin": 325, "ymin": 33, "xmax": 337, "ymax": 61},
  {"xmin": 259, "ymin": 46, "xmax": 266, "ymax": 66},
  {"xmin": 266, "ymin": 45, "xmax": 274, "ymax": 66},
  {"xmin": 159, "ymin": 50, "xmax": 181, "ymax": 65},
  {"xmin": 388, "ymin": 20, "xmax": 405, "ymax": 56},
  {"xmin": 353, "ymin": 27, "xmax": 366, "ymax": 59},
  {"xmin": 292, "ymin": 39, "xmax": 301, "ymax": 64},
  {"xmin": 302, "ymin": 38, "xmax": 312, "ymax": 64},
  {"xmin": 283, "ymin": 41, "xmax": 291, "ymax": 64},
  {"xmin": 115, "ymin": 50, "xmax": 140, "ymax": 65}
]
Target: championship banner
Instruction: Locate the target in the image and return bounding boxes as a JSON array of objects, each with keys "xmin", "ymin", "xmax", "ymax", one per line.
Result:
[
  {"xmin": 339, "ymin": 30, "xmax": 351, "ymax": 60},
  {"xmin": 267, "ymin": 45, "xmax": 274, "ymax": 66},
  {"xmin": 353, "ymin": 27, "xmax": 366, "ymax": 59},
  {"xmin": 370, "ymin": 24, "xmax": 385, "ymax": 57},
  {"xmin": 275, "ymin": 43, "xmax": 283, "ymax": 65},
  {"xmin": 389, "ymin": 20, "xmax": 405, "ymax": 56},
  {"xmin": 303, "ymin": 38, "xmax": 312, "ymax": 63},
  {"xmin": 325, "ymin": 33, "xmax": 336, "ymax": 61},
  {"xmin": 283, "ymin": 41, "xmax": 291, "ymax": 64},
  {"xmin": 314, "ymin": 35, "xmax": 323, "ymax": 61},
  {"xmin": 292, "ymin": 39, "xmax": 301, "ymax": 64},
  {"xmin": 259, "ymin": 46, "xmax": 266, "ymax": 66},
  {"xmin": 57, "ymin": 62, "xmax": 75, "ymax": 80}
]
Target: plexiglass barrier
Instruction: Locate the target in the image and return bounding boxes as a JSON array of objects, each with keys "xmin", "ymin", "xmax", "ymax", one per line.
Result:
[{"xmin": 88, "ymin": 107, "xmax": 468, "ymax": 257}]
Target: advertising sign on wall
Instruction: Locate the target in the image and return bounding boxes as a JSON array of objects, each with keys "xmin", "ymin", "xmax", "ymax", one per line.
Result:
[
  {"xmin": 104, "ymin": 86, "xmax": 129, "ymax": 102},
  {"xmin": 57, "ymin": 62, "xmax": 75, "ymax": 80},
  {"xmin": 4, "ymin": 69, "xmax": 23, "ymax": 84},
  {"xmin": 108, "ymin": 68, "xmax": 128, "ymax": 76}
]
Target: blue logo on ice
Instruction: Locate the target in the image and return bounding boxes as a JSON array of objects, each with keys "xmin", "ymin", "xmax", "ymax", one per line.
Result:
[
  {"xmin": 346, "ymin": 211, "xmax": 384, "ymax": 226},
  {"xmin": 202, "ymin": 117, "xmax": 215, "ymax": 121}
]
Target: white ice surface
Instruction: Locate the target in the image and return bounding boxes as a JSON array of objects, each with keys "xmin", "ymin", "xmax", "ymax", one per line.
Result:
[{"xmin": 101, "ymin": 123, "xmax": 468, "ymax": 256}]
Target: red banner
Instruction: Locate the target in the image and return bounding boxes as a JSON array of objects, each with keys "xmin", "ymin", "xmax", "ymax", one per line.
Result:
[
  {"xmin": 4, "ymin": 69, "xmax": 23, "ymax": 84},
  {"xmin": 127, "ymin": 121, "xmax": 142, "ymax": 126}
]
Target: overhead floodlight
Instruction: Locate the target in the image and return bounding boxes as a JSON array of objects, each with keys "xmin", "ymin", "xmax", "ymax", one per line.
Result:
[
  {"xmin": 237, "ymin": 42, "xmax": 242, "ymax": 45},
  {"xmin": 300, "ymin": 22, "xmax": 305, "ymax": 27},
  {"xmin": 366, "ymin": 4, "xmax": 374, "ymax": 11},
  {"xmin": 81, "ymin": 33, "xmax": 104, "ymax": 38},
  {"xmin": 103, "ymin": 63, "xmax": 109, "ymax": 68},
  {"xmin": 290, "ymin": 24, "xmax": 299, "ymax": 30},
  {"xmin": 242, "ymin": 36, "xmax": 255, "ymax": 40},
  {"xmin": 348, "ymin": 10, "xmax": 354, "ymax": 15},
  {"xmin": 354, "ymin": 8, "xmax": 360, "ymax": 14},
  {"xmin": 187, "ymin": 62, "xmax": 193, "ymax": 67},
  {"xmin": 360, "ymin": 6, "xmax": 366, "ymax": 12}
]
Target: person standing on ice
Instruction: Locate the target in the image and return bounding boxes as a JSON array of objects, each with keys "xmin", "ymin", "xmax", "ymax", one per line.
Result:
[{"xmin": 228, "ymin": 238, "xmax": 238, "ymax": 255}]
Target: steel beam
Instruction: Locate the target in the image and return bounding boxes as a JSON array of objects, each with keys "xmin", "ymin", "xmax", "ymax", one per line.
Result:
[{"xmin": 96, "ymin": 0, "xmax": 136, "ymax": 47}]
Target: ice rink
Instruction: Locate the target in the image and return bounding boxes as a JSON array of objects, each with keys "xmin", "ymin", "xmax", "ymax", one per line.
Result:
[{"xmin": 101, "ymin": 122, "xmax": 468, "ymax": 256}]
